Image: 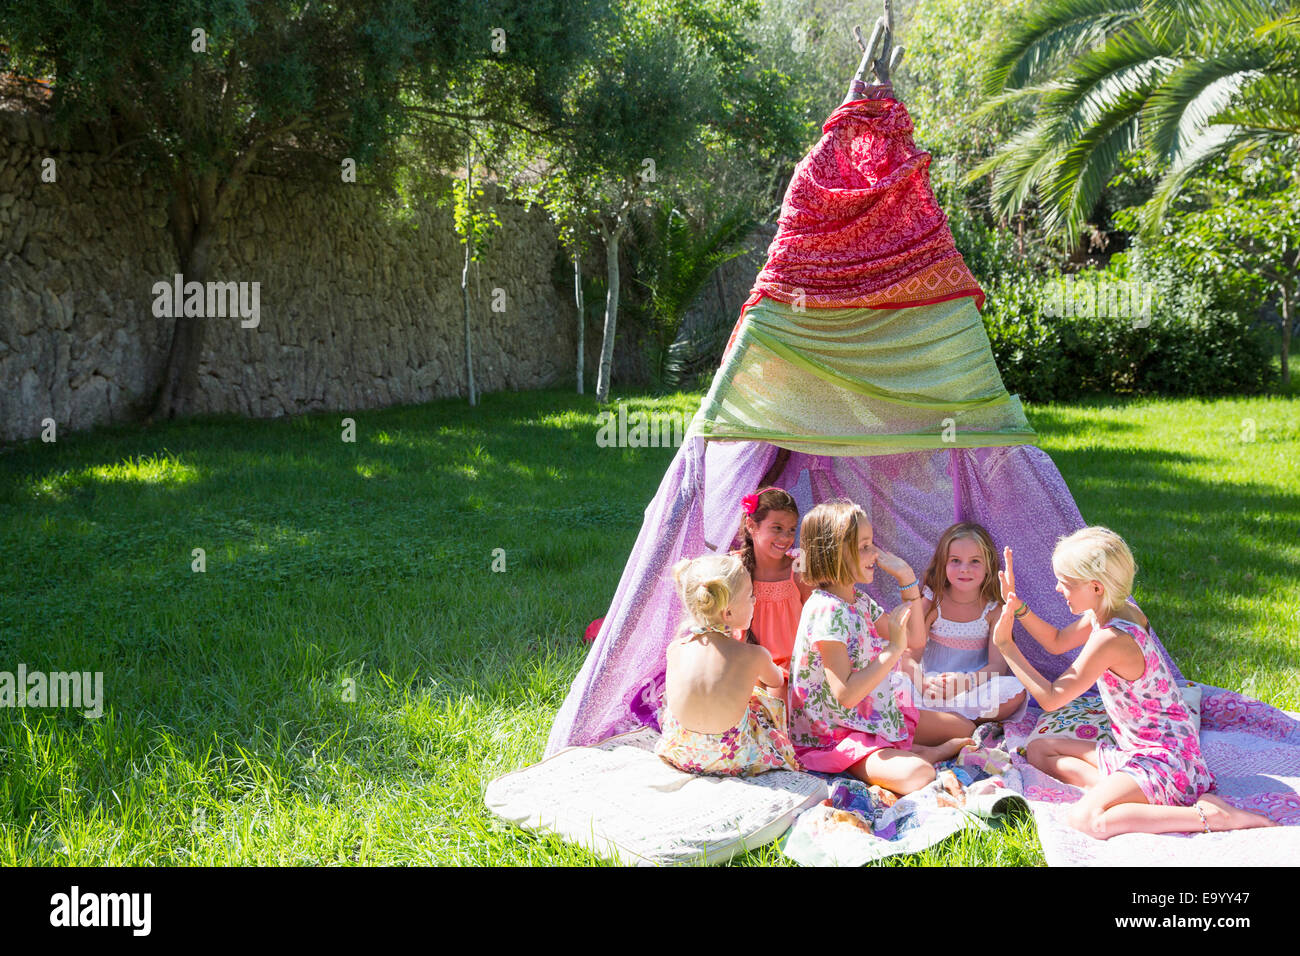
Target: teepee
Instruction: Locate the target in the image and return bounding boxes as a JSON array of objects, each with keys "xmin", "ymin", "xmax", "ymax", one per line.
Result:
[{"xmin": 546, "ymin": 5, "xmax": 1183, "ymax": 756}]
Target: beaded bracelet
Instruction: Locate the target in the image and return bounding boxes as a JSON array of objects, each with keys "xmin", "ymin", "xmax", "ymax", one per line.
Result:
[
  {"xmin": 898, "ymin": 578, "xmax": 918, "ymax": 594},
  {"xmin": 1014, "ymin": 602, "xmax": 1029, "ymax": 618}
]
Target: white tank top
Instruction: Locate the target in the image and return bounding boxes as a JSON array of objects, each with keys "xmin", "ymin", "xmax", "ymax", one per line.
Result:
[{"xmin": 921, "ymin": 584, "xmax": 997, "ymax": 672}]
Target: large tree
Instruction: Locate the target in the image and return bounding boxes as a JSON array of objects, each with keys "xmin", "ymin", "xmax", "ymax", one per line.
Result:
[
  {"xmin": 505, "ymin": 0, "xmax": 806, "ymax": 403},
  {"xmin": 0, "ymin": 0, "xmax": 608, "ymax": 419}
]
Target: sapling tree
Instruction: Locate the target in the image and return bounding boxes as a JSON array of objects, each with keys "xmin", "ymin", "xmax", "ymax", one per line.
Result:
[{"xmin": 503, "ymin": 0, "xmax": 800, "ymax": 403}]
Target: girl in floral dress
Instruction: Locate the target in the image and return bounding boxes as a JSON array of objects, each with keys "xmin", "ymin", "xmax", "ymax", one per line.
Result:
[
  {"xmin": 654, "ymin": 554, "xmax": 801, "ymax": 777},
  {"xmin": 731, "ymin": 486, "xmax": 812, "ymax": 695},
  {"xmin": 788, "ymin": 500, "xmax": 976, "ymax": 795},
  {"xmin": 996, "ymin": 526, "xmax": 1277, "ymax": 838}
]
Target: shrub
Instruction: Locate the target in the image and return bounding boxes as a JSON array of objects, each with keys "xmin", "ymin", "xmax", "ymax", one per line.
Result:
[{"xmin": 981, "ymin": 260, "xmax": 1274, "ymax": 401}]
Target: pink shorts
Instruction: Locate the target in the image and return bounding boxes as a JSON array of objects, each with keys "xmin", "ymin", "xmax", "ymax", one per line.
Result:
[{"xmin": 795, "ymin": 700, "xmax": 921, "ymax": 773}]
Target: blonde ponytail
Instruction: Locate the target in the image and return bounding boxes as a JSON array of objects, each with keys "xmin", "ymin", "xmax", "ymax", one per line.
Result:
[{"xmin": 673, "ymin": 553, "xmax": 749, "ymax": 632}]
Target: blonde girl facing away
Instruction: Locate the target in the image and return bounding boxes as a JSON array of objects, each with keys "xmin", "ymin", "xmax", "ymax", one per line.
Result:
[
  {"xmin": 788, "ymin": 500, "xmax": 975, "ymax": 795},
  {"xmin": 653, "ymin": 553, "xmax": 801, "ymax": 777},
  {"xmin": 995, "ymin": 526, "xmax": 1277, "ymax": 838}
]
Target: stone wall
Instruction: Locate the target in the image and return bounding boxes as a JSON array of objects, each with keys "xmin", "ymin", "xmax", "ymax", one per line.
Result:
[
  {"xmin": 0, "ymin": 109, "xmax": 584, "ymax": 442},
  {"xmin": 679, "ymin": 224, "xmax": 775, "ymax": 338}
]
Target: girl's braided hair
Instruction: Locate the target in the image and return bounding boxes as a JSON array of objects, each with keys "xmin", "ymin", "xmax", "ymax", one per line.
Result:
[
  {"xmin": 735, "ymin": 486, "xmax": 800, "ymax": 581},
  {"xmin": 732, "ymin": 486, "xmax": 799, "ymax": 646}
]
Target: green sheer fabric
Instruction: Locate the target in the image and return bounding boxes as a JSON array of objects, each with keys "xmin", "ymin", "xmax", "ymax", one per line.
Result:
[{"xmin": 687, "ymin": 295, "xmax": 1036, "ymax": 456}]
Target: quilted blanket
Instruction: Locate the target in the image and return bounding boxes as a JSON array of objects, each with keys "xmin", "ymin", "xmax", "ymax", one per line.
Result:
[{"xmin": 999, "ymin": 685, "xmax": 1300, "ymax": 866}]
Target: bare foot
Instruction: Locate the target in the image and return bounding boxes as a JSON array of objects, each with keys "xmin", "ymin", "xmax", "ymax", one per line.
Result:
[
  {"xmin": 1196, "ymin": 794, "xmax": 1279, "ymax": 832},
  {"xmin": 914, "ymin": 736, "xmax": 977, "ymax": 764}
]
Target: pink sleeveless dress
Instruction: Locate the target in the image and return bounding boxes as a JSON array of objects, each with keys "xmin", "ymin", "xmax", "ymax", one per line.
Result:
[
  {"xmin": 747, "ymin": 572, "xmax": 804, "ymax": 677},
  {"xmin": 1095, "ymin": 614, "xmax": 1214, "ymax": 806}
]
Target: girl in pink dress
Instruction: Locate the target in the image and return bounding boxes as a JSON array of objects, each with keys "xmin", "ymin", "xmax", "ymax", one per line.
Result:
[
  {"xmin": 995, "ymin": 526, "xmax": 1277, "ymax": 839},
  {"xmin": 731, "ymin": 487, "xmax": 812, "ymax": 694}
]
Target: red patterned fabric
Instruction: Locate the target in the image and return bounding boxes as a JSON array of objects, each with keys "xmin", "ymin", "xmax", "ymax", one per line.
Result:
[{"xmin": 751, "ymin": 95, "xmax": 984, "ymax": 314}]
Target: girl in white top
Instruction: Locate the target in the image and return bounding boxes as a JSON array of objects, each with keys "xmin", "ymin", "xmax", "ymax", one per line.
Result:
[{"xmin": 904, "ymin": 522, "xmax": 1027, "ymax": 726}]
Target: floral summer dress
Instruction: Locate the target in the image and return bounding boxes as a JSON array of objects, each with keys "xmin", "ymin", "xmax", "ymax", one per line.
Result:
[
  {"xmin": 788, "ymin": 586, "xmax": 919, "ymax": 772},
  {"xmin": 654, "ymin": 626, "xmax": 801, "ymax": 777},
  {"xmin": 1095, "ymin": 615, "xmax": 1215, "ymax": 806}
]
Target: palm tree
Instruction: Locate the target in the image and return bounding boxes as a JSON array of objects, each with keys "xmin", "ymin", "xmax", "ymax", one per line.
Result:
[
  {"xmin": 632, "ymin": 195, "xmax": 758, "ymax": 390},
  {"xmin": 967, "ymin": 0, "xmax": 1300, "ymax": 243}
]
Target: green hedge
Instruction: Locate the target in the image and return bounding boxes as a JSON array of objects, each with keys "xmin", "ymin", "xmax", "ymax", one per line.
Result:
[{"xmin": 981, "ymin": 269, "xmax": 1275, "ymax": 402}]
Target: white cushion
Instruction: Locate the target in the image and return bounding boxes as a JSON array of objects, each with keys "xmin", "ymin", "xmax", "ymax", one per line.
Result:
[{"xmin": 485, "ymin": 728, "xmax": 828, "ymax": 866}]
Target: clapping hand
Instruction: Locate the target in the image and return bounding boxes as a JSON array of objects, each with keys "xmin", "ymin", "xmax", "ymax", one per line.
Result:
[
  {"xmin": 997, "ymin": 546, "xmax": 1023, "ymax": 614},
  {"xmin": 888, "ymin": 605, "xmax": 911, "ymax": 654}
]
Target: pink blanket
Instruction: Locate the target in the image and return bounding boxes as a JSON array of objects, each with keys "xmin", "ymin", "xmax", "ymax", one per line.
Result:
[{"xmin": 1001, "ymin": 686, "xmax": 1300, "ymax": 865}]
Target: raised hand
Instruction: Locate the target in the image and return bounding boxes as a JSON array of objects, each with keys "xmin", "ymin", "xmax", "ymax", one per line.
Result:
[
  {"xmin": 874, "ymin": 548, "xmax": 912, "ymax": 582},
  {"xmin": 887, "ymin": 605, "xmax": 910, "ymax": 653},
  {"xmin": 998, "ymin": 545, "xmax": 1023, "ymax": 612}
]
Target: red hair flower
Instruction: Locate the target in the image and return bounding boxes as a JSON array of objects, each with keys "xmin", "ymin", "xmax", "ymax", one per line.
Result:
[{"xmin": 741, "ymin": 494, "xmax": 760, "ymax": 515}]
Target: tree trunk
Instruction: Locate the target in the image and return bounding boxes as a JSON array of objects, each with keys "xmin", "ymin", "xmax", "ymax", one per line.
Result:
[
  {"xmin": 574, "ymin": 251, "xmax": 584, "ymax": 395},
  {"xmin": 1281, "ymin": 270, "xmax": 1292, "ymax": 389},
  {"xmin": 462, "ymin": 140, "xmax": 477, "ymax": 407},
  {"xmin": 148, "ymin": 175, "xmax": 216, "ymax": 421},
  {"xmin": 595, "ymin": 225, "xmax": 622, "ymax": 404}
]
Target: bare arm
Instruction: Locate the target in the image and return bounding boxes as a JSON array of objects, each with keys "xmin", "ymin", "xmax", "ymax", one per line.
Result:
[
  {"xmin": 991, "ymin": 604, "xmax": 1132, "ymax": 711},
  {"xmin": 751, "ymin": 644, "xmax": 783, "ymax": 689},
  {"xmin": 898, "ymin": 647, "xmax": 924, "ymax": 688},
  {"xmin": 819, "ymin": 639, "xmax": 902, "ymax": 710},
  {"xmin": 980, "ymin": 606, "xmax": 1009, "ymax": 676},
  {"xmin": 1017, "ymin": 609, "xmax": 1095, "ymax": 656},
  {"xmin": 905, "ymin": 598, "xmax": 932, "ymax": 656},
  {"xmin": 792, "ymin": 563, "xmax": 815, "ymax": 603}
]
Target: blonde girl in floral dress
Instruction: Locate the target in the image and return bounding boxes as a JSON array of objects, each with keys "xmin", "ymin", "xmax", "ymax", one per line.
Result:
[
  {"xmin": 788, "ymin": 500, "xmax": 976, "ymax": 795},
  {"xmin": 996, "ymin": 526, "xmax": 1278, "ymax": 838},
  {"xmin": 654, "ymin": 554, "xmax": 801, "ymax": 777}
]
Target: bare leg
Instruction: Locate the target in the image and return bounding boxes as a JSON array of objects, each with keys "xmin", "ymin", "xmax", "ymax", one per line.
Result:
[
  {"xmin": 1068, "ymin": 773, "xmax": 1278, "ymax": 840},
  {"xmin": 912, "ymin": 736, "xmax": 976, "ymax": 764},
  {"xmin": 850, "ymin": 747, "xmax": 935, "ymax": 796},
  {"xmin": 976, "ymin": 689, "xmax": 1026, "ymax": 723},
  {"xmin": 914, "ymin": 707, "xmax": 976, "ymax": 745},
  {"xmin": 1194, "ymin": 794, "xmax": 1279, "ymax": 832},
  {"xmin": 1026, "ymin": 736, "xmax": 1100, "ymax": 789}
]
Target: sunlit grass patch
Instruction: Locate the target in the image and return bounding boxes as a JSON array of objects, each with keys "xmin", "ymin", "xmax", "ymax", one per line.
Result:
[{"xmin": 0, "ymin": 387, "xmax": 1295, "ymax": 866}]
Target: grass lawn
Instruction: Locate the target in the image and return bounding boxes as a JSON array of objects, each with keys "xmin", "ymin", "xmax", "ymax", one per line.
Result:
[{"xmin": 0, "ymin": 387, "xmax": 1296, "ymax": 866}]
